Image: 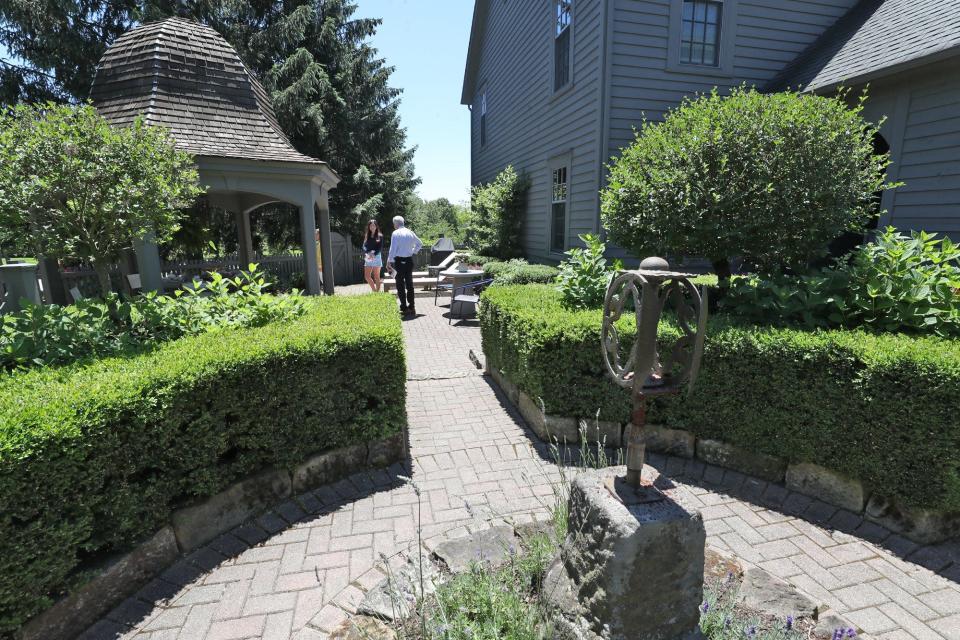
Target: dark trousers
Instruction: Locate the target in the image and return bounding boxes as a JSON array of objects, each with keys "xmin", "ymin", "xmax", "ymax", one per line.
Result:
[{"xmin": 394, "ymin": 256, "xmax": 415, "ymax": 311}]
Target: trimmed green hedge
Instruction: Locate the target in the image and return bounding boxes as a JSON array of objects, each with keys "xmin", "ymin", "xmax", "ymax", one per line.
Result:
[
  {"xmin": 480, "ymin": 285, "xmax": 960, "ymax": 513},
  {"xmin": 483, "ymin": 260, "xmax": 559, "ymax": 285},
  {"xmin": 0, "ymin": 294, "xmax": 405, "ymax": 633}
]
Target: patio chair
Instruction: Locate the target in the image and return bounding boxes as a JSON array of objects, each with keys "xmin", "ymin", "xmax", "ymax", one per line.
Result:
[
  {"xmin": 69, "ymin": 287, "xmax": 84, "ymax": 302},
  {"xmin": 449, "ymin": 278, "xmax": 494, "ymax": 324}
]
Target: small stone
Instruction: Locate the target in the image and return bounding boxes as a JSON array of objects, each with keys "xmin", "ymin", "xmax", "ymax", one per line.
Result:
[
  {"xmin": 330, "ymin": 615, "xmax": 397, "ymax": 640},
  {"xmin": 292, "ymin": 443, "xmax": 367, "ymax": 494},
  {"xmin": 695, "ymin": 440, "xmax": 786, "ymax": 482},
  {"xmin": 432, "ymin": 526, "xmax": 519, "ymax": 573},
  {"xmin": 357, "ymin": 555, "xmax": 441, "ymax": 622},
  {"xmin": 864, "ymin": 495, "xmax": 960, "ymax": 544},
  {"xmin": 643, "ymin": 424, "xmax": 696, "ymax": 459},
  {"xmin": 736, "ymin": 567, "xmax": 818, "ymax": 620},
  {"xmin": 171, "ymin": 469, "xmax": 291, "ymax": 551},
  {"xmin": 813, "ymin": 611, "xmax": 859, "ymax": 639},
  {"xmin": 786, "ymin": 463, "xmax": 865, "ymax": 512}
]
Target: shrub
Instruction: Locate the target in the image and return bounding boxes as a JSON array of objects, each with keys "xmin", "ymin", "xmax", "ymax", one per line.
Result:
[
  {"xmin": 0, "ymin": 103, "xmax": 201, "ymax": 294},
  {"xmin": 480, "ymin": 285, "xmax": 960, "ymax": 512},
  {"xmin": 0, "ymin": 267, "xmax": 303, "ymax": 370},
  {"xmin": 601, "ymin": 87, "xmax": 896, "ymax": 284},
  {"xmin": 483, "ymin": 259, "xmax": 559, "ymax": 285},
  {"xmin": 556, "ymin": 234, "xmax": 620, "ymax": 310},
  {"xmin": 460, "ymin": 253, "xmax": 499, "ymax": 267},
  {"xmin": 466, "ymin": 166, "xmax": 529, "ymax": 259},
  {"xmin": 0, "ymin": 294, "xmax": 405, "ymax": 632},
  {"xmin": 725, "ymin": 228, "xmax": 960, "ymax": 336}
]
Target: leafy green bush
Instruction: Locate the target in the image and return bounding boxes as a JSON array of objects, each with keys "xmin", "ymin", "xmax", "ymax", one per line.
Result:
[
  {"xmin": 601, "ymin": 87, "xmax": 896, "ymax": 283},
  {"xmin": 556, "ymin": 234, "xmax": 620, "ymax": 310},
  {"xmin": 0, "ymin": 267, "xmax": 302, "ymax": 370},
  {"xmin": 726, "ymin": 228, "xmax": 960, "ymax": 336},
  {"xmin": 0, "ymin": 103, "xmax": 201, "ymax": 294},
  {"xmin": 480, "ymin": 285, "xmax": 960, "ymax": 512},
  {"xmin": 460, "ymin": 253, "xmax": 499, "ymax": 267},
  {"xmin": 482, "ymin": 259, "xmax": 558, "ymax": 285},
  {"xmin": 466, "ymin": 166, "xmax": 529, "ymax": 259},
  {"xmin": 0, "ymin": 294, "xmax": 405, "ymax": 632}
]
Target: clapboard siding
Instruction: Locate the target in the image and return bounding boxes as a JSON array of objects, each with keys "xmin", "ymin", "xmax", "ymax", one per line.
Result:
[
  {"xmin": 470, "ymin": 0, "xmax": 605, "ymax": 262},
  {"xmin": 885, "ymin": 70, "xmax": 960, "ymax": 240},
  {"xmin": 607, "ymin": 0, "xmax": 858, "ymax": 155}
]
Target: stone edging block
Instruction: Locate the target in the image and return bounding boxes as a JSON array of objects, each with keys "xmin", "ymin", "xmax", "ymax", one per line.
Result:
[
  {"xmin": 696, "ymin": 439, "xmax": 787, "ymax": 483},
  {"xmin": 20, "ymin": 527, "xmax": 178, "ymax": 640},
  {"xmin": 485, "ymin": 367, "xmax": 960, "ymax": 545},
  {"xmin": 21, "ymin": 433, "xmax": 405, "ymax": 640},
  {"xmin": 172, "ymin": 468, "xmax": 293, "ymax": 552},
  {"xmin": 642, "ymin": 424, "xmax": 696, "ymax": 459},
  {"xmin": 785, "ymin": 462, "xmax": 866, "ymax": 513}
]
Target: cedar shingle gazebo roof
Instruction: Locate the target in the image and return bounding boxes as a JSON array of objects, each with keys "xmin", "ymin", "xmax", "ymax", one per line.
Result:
[
  {"xmin": 90, "ymin": 17, "xmax": 321, "ymax": 165},
  {"xmin": 89, "ymin": 16, "xmax": 339, "ymax": 296}
]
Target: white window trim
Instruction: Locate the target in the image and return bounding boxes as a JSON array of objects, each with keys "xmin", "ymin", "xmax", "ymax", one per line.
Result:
[
  {"xmin": 479, "ymin": 89, "xmax": 488, "ymax": 148},
  {"xmin": 548, "ymin": 152, "xmax": 573, "ymax": 255},
  {"xmin": 551, "ymin": 0, "xmax": 575, "ymax": 96},
  {"xmin": 667, "ymin": 0, "xmax": 737, "ymax": 78}
]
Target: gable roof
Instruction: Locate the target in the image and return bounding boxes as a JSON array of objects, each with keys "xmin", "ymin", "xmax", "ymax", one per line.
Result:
[
  {"xmin": 772, "ymin": 0, "xmax": 960, "ymax": 93},
  {"xmin": 90, "ymin": 17, "xmax": 327, "ymax": 166},
  {"xmin": 461, "ymin": 0, "xmax": 490, "ymax": 105}
]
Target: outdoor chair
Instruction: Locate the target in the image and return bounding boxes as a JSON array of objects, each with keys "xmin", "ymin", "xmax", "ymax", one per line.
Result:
[
  {"xmin": 449, "ymin": 278, "xmax": 494, "ymax": 324},
  {"xmin": 69, "ymin": 287, "xmax": 84, "ymax": 302}
]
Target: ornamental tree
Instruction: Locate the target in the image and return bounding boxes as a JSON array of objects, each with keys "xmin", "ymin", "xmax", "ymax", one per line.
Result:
[
  {"xmin": 601, "ymin": 87, "xmax": 896, "ymax": 286},
  {"xmin": 0, "ymin": 103, "xmax": 201, "ymax": 294}
]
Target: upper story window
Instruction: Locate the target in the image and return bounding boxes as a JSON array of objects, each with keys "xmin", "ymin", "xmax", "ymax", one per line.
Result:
[
  {"xmin": 480, "ymin": 92, "xmax": 487, "ymax": 147},
  {"xmin": 680, "ymin": 0, "xmax": 722, "ymax": 67},
  {"xmin": 554, "ymin": 0, "xmax": 573, "ymax": 92}
]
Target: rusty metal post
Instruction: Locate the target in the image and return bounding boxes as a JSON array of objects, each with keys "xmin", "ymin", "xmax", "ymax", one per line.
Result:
[{"xmin": 626, "ymin": 389, "xmax": 647, "ymax": 487}]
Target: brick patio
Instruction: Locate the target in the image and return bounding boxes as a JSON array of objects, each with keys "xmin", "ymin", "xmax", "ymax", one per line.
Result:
[{"xmin": 80, "ymin": 299, "xmax": 960, "ymax": 640}]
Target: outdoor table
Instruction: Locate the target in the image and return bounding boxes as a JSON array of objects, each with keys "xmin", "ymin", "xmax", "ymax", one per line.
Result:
[{"xmin": 439, "ymin": 268, "xmax": 485, "ymax": 292}]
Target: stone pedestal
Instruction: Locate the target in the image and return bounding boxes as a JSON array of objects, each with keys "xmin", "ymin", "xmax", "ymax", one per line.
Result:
[{"xmin": 563, "ymin": 468, "xmax": 706, "ymax": 640}]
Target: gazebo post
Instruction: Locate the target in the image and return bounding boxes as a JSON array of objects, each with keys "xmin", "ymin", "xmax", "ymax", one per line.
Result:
[
  {"xmin": 299, "ymin": 195, "xmax": 323, "ymax": 296},
  {"xmin": 315, "ymin": 185, "xmax": 336, "ymax": 296},
  {"xmin": 234, "ymin": 210, "xmax": 255, "ymax": 268},
  {"xmin": 134, "ymin": 233, "xmax": 164, "ymax": 292}
]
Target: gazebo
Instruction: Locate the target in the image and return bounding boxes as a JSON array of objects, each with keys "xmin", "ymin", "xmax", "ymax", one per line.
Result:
[{"xmin": 89, "ymin": 16, "xmax": 339, "ymax": 295}]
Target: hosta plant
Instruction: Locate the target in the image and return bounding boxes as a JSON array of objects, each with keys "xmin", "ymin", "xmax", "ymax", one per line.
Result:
[{"xmin": 725, "ymin": 228, "xmax": 960, "ymax": 336}]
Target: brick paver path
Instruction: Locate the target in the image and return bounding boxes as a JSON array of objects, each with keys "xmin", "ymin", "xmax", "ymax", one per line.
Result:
[{"xmin": 80, "ymin": 300, "xmax": 960, "ymax": 640}]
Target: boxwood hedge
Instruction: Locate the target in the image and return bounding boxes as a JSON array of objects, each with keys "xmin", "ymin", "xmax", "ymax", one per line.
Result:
[
  {"xmin": 0, "ymin": 294, "xmax": 405, "ymax": 633},
  {"xmin": 480, "ymin": 285, "xmax": 960, "ymax": 513}
]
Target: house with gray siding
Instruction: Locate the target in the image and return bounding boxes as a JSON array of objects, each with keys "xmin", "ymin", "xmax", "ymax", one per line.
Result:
[{"xmin": 461, "ymin": 0, "xmax": 960, "ymax": 262}]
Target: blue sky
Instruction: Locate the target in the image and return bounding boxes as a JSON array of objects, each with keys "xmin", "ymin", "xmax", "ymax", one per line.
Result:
[{"xmin": 353, "ymin": 0, "xmax": 474, "ymax": 203}]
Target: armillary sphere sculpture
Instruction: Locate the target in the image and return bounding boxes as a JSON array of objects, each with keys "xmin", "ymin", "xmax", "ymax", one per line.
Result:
[{"xmin": 602, "ymin": 257, "xmax": 708, "ymax": 498}]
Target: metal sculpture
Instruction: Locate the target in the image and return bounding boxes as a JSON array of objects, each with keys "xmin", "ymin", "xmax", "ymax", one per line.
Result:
[{"xmin": 602, "ymin": 257, "xmax": 708, "ymax": 493}]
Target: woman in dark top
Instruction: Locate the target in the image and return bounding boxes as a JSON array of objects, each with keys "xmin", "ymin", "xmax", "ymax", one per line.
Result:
[{"xmin": 362, "ymin": 219, "xmax": 384, "ymax": 292}]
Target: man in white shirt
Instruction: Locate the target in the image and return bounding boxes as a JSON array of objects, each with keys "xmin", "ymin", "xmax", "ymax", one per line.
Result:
[{"xmin": 387, "ymin": 216, "xmax": 423, "ymax": 316}]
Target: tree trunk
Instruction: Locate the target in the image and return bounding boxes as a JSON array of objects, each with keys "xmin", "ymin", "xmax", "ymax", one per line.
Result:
[
  {"xmin": 93, "ymin": 260, "xmax": 113, "ymax": 297},
  {"xmin": 710, "ymin": 257, "xmax": 732, "ymax": 313}
]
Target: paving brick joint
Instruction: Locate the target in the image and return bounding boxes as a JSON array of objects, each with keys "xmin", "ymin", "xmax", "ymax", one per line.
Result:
[{"xmin": 78, "ymin": 301, "xmax": 960, "ymax": 640}]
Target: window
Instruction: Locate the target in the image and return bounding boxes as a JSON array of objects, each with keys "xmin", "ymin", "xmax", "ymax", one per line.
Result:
[
  {"xmin": 680, "ymin": 0, "xmax": 722, "ymax": 66},
  {"xmin": 551, "ymin": 165, "xmax": 568, "ymax": 253},
  {"xmin": 554, "ymin": 0, "xmax": 572, "ymax": 92},
  {"xmin": 479, "ymin": 92, "xmax": 487, "ymax": 147}
]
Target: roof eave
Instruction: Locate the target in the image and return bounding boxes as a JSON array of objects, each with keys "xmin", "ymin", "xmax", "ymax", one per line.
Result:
[
  {"xmin": 461, "ymin": 0, "xmax": 489, "ymax": 105},
  {"xmin": 805, "ymin": 46, "xmax": 960, "ymax": 94}
]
